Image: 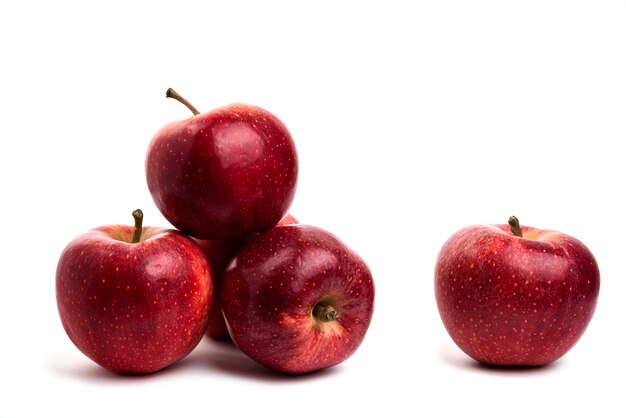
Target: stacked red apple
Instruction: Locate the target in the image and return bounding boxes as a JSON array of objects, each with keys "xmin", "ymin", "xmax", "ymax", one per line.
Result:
[{"xmin": 56, "ymin": 89, "xmax": 375, "ymax": 375}]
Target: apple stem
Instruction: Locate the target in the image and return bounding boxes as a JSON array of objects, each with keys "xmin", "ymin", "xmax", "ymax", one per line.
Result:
[
  {"xmin": 313, "ymin": 303, "xmax": 338, "ymax": 323},
  {"xmin": 166, "ymin": 88, "xmax": 200, "ymax": 116},
  {"xmin": 508, "ymin": 215, "xmax": 523, "ymax": 237},
  {"xmin": 132, "ymin": 209, "xmax": 143, "ymax": 244}
]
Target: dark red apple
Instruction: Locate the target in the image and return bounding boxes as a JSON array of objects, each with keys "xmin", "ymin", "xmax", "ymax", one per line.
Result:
[
  {"xmin": 195, "ymin": 213, "xmax": 299, "ymax": 340},
  {"xmin": 435, "ymin": 216, "xmax": 600, "ymax": 366},
  {"xmin": 56, "ymin": 210, "xmax": 213, "ymax": 374},
  {"xmin": 221, "ymin": 224, "xmax": 375, "ymax": 374},
  {"xmin": 145, "ymin": 88, "xmax": 298, "ymax": 240}
]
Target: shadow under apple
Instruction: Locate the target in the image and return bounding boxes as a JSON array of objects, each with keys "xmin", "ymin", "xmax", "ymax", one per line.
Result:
[
  {"xmin": 201, "ymin": 339, "xmax": 342, "ymax": 382},
  {"xmin": 438, "ymin": 343, "xmax": 563, "ymax": 375},
  {"xmin": 47, "ymin": 348, "xmax": 210, "ymax": 384},
  {"xmin": 48, "ymin": 339, "xmax": 341, "ymax": 383}
]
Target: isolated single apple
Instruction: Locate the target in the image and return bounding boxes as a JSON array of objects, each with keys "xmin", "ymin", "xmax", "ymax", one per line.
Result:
[
  {"xmin": 196, "ymin": 213, "xmax": 298, "ymax": 340},
  {"xmin": 434, "ymin": 216, "xmax": 600, "ymax": 366},
  {"xmin": 56, "ymin": 210, "xmax": 213, "ymax": 374},
  {"xmin": 222, "ymin": 224, "xmax": 375, "ymax": 374},
  {"xmin": 145, "ymin": 88, "xmax": 298, "ymax": 240}
]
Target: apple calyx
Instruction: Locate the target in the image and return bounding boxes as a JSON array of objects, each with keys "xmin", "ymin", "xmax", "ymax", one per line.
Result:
[
  {"xmin": 132, "ymin": 209, "xmax": 143, "ymax": 244},
  {"xmin": 166, "ymin": 88, "xmax": 200, "ymax": 116},
  {"xmin": 313, "ymin": 302, "xmax": 338, "ymax": 323},
  {"xmin": 508, "ymin": 215, "xmax": 523, "ymax": 238}
]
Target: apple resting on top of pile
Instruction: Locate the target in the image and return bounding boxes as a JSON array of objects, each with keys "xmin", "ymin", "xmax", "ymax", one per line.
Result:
[
  {"xmin": 435, "ymin": 216, "xmax": 600, "ymax": 367},
  {"xmin": 55, "ymin": 88, "xmax": 375, "ymax": 375},
  {"xmin": 145, "ymin": 88, "xmax": 298, "ymax": 240}
]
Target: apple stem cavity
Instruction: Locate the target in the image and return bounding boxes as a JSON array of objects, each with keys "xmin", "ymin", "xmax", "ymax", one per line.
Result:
[
  {"xmin": 313, "ymin": 302, "xmax": 338, "ymax": 323},
  {"xmin": 166, "ymin": 88, "xmax": 200, "ymax": 116},
  {"xmin": 508, "ymin": 215, "xmax": 523, "ymax": 238},
  {"xmin": 132, "ymin": 209, "xmax": 144, "ymax": 244}
]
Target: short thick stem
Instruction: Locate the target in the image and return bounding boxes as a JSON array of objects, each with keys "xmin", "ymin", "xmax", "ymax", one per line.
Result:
[
  {"xmin": 313, "ymin": 302, "xmax": 338, "ymax": 322},
  {"xmin": 508, "ymin": 215, "xmax": 523, "ymax": 237},
  {"xmin": 166, "ymin": 88, "xmax": 200, "ymax": 116},
  {"xmin": 132, "ymin": 209, "xmax": 143, "ymax": 244}
]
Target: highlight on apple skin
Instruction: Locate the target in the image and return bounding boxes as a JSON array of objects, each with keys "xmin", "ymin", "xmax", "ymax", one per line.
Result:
[
  {"xmin": 195, "ymin": 214, "xmax": 299, "ymax": 341},
  {"xmin": 145, "ymin": 88, "xmax": 298, "ymax": 240},
  {"xmin": 222, "ymin": 224, "xmax": 375, "ymax": 374},
  {"xmin": 434, "ymin": 216, "xmax": 600, "ymax": 367},
  {"xmin": 56, "ymin": 210, "xmax": 213, "ymax": 374}
]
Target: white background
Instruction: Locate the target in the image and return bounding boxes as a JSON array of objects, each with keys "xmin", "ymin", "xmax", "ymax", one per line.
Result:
[{"xmin": 1, "ymin": 1, "xmax": 625, "ymax": 416}]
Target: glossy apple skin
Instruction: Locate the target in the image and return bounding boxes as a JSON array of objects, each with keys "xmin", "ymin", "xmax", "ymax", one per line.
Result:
[
  {"xmin": 435, "ymin": 223, "xmax": 600, "ymax": 366},
  {"xmin": 145, "ymin": 104, "xmax": 298, "ymax": 240},
  {"xmin": 195, "ymin": 214, "xmax": 299, "ymax": 340},
  {"xmin": 222, "ymin": 224, "xmax": 375, "ymax": 374},
  {"xmin": 56, "ymin": 225, "xmax": 213, "ymax": 374},
  {"xmin": 194, "ymin": 238, "xmax": 241, "ymax": 340}
]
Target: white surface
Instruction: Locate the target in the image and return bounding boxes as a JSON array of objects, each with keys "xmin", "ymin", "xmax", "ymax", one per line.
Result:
[{"xmin": 1, "ymin": 1, "xmax": 625, "ymax": 417}]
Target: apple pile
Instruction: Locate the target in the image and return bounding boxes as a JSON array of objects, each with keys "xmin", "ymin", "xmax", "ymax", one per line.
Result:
[{"xmin": 56, "ymin": 89, "xmax": 375, "ymax": 375}]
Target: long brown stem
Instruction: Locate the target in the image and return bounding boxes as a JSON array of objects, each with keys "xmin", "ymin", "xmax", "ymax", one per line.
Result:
[{"xmin": 166, "ymin": 88, "xmax": 200, "ymax": 116}]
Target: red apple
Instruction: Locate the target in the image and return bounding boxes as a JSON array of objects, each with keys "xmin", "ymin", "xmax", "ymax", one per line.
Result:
[
  {"xmin": 145, "ymin": 88, "xmax": 298, "ymax": 240},
  {"xmin": 195, "ymin": 213, "xmax": 299, "ymax": 340},
  {"xmin": 434, "ymin": 216, "xmax": 600, "ymax": 366},
  {"xmin": 56, "ymin": 210, "xmax": 213, "ymax": 374},
  {"xmin": 221, "ymin": 224, "xmax": 375, "ymax": 374}
]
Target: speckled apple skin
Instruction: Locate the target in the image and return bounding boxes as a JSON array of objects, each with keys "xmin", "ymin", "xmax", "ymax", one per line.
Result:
[
  {"xmin": 145, "ymin": 104, "xmax": 298, "ymax": 240},
  {"xmin": 56, "ymin": 225, "xmax": 213, "ymax": 374},
  {"xmin": 435, "ymin": 224, "xmax": 600, "ymax": 366},
  {"xmin": 222, "ymin": 225, "xmax": 375, "ymax": 374},
  {"xmin": 195, "ymin": 214, "xmax": 299, "ymax": 340},
  {"xmin": 194, "ymin": 237, "xmax": 242, "ymax": 340}
]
